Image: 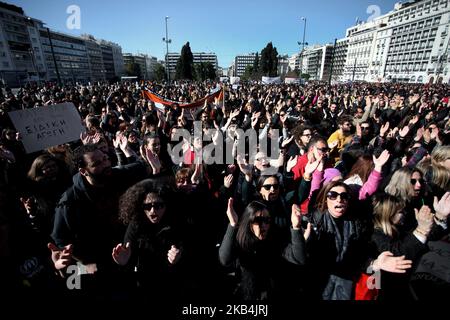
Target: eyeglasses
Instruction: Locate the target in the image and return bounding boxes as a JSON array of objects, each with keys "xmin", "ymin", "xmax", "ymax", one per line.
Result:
[
  {"xmin": 302, "ymin": 133, "xmax": 312, "ymax": 137},
  {"xmin": 252, "ymin": 216, "xmax": 272, "ymax": 225},
  {"xmin": 410, "ymin": 178, "xmax": 425, "ymax": 185},
  {"xmin": 143, "ymin": 202, "xmax": 165, "ymax": 210},
  {"xmin": 361, "ymin": 126, "xmax": 370, "ymax": 130},
  {"xmin": 262, "ymin": 184, "xmax": 280, "ymax": 191},
  {"xmin": 327, "ymin": 191, "xmax": 350, "ymax": 201},
  {"xmin": 316, "ymin": 147, "xmax": 330, "ymax": 153}
]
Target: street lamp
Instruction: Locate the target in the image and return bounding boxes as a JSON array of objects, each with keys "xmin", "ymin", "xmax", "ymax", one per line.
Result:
[
  {"xmin": 297, "ymin": 17, "xmax": 308, "ymax": 80},
  {"xmin": 162, "ymin": 16, "xmax": 172, "ymax": 83}
]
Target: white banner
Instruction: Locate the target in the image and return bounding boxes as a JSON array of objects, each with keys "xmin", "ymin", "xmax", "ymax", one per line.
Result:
[
  {"xmin": 285, "ymin": 77, "xmax": 301, "ymax": 84},
  {"xmin": 8, "ymin": 102, "xmax": 84, "ymax": 154},
  {"xmin": 230, "ymin": 76, "xmax": 240, "ymax": 85},
  {"xmin": 262, "ymin": 76, "xmax": 282, "ymax": 84}
]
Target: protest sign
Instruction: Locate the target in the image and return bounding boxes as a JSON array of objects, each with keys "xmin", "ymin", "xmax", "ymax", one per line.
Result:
[{"xmin": 8, "ymin": 102, "xmax": 84, "ymax": 153}]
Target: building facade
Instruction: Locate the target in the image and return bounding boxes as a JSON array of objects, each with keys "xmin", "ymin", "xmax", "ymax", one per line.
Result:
[
  {"xmin": 300, "ymin": 44, "xmax": 334, "ymax": 81},
  {"xmin": 233, "ymin": 53, "xmax": 256, "ymax": 77},
  {"xmin": 166, "ymin": 52, "xmax": 218, "ymax": 78},
  {"xmin": 0, "ymin": 2, "xmax": 48, "ymax": 86},
  {"xmin": 338, "ymin": 0, "xmax": 450, "ymax": 84}
]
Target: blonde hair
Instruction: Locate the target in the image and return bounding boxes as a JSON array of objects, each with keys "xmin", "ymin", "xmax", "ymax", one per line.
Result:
[
  {"xmin": 384, "ymin": 167, "xmax": 415, "ymax": 202},
  {"xmin": 417, "ymin": 150, "xmax": 450, "ymax": 191},
  {"xmin": 373, "ymin": 194, "xmax": 405, "ymax": 237},
  {"xmin": 431, "ymin": 145, "xmax": 450, "ymax": 165}
]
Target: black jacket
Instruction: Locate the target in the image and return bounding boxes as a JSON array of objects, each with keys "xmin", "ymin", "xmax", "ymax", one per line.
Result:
[
  {"xmin": 51, "ymin": 162, "xmax": 147, "ymax": 272},
  {"xmin": 219, "ymin": 224, "xmax": 306, "ymax": 301}
]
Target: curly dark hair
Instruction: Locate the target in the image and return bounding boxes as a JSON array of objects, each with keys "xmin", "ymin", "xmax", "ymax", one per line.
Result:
[{"xmin": 119, "ymin": 178, "xmax": 171, "ymax": 224}]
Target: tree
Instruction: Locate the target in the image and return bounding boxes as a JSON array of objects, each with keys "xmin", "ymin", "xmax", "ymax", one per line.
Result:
[
  {"xmin": 260, "ymin": 42, "xmax": 278, "ymax": 77},
  {"xmin": 154, "ymin": 63, "xmax": 166, "ymax": 81},
  {"xmin": 242, "ymin": 65, "xmax": 254, "ymax": 81},
  {"xmin": 176, "ymin": 42, "xmax": 194, "ymax": 80},
  {"xmin": 253, "ymin": 52, "xmax": 259, "ymax": 73},
  {"xmin": 125, "ymin": 62, "xmax": 141, "ymax": 78},
  {"xmin": 194, "ymin": 62, "xmax": 217, "ymax": 81}
]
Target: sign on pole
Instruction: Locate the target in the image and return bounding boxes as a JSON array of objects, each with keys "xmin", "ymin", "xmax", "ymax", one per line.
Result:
[{"xmin": 8, "ymin": 102, "xmax": 84, "ymax": 153}]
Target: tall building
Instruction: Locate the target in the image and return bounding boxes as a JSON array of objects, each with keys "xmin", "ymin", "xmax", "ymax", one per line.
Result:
[
  {"xmin": 278, "ymin": 54, "xmax": 290, "ymax": 75},
  {"xmin": 330, "ymin": 38, "xmax": 349, "ymax": 82},
  {"xmin": 144, "ymin": 55, "xmax": 157, "ymax": 80},
  {"xmin": 339, "ymin": 0, "xmax": 450, "ymax": 83},
  {"xmin": 0, "ymin": 2, "xmax": 48, "ymax": 86},
  {"xmin": 166, "ymin": 52, "xmax": 218, "ymax": 78},
  {"xmin": 233, "ymin": 53, "xmax": 256, "ymax": 77},
  {"xmin": 288, "ymin": 53, "xmax": 301, "ymax": 73},
  {"xmin": 39, "ymin": 27, "xmax": 91, "ymax": 84},
  {"xmin": 300, "ymin": 44, "xmax": 334, "ymax": 81},
  {"xmin": 123, "ymin": 53, "xmax": 157, "ymax": 80},
  {"xmin": 81, "ymin": 34, "xmax": 105, "ymax": 82}
]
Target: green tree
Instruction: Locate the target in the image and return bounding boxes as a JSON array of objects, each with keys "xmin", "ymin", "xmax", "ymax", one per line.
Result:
[
  {"xmin": 125, "ymin": 62, "xmax": 141, "ymax": 78},
  {"xmin": 260, "ymin": 42, "xmax": 279, "ymax": 77},
  {"xmin": 194, "ymin": 62, "xmax": 216, "ymax": 81},
  {"xmin": 242, "ymin": 65, "xmax": 254, "ymax": 81},
  {"xmin": 176, "ymin": 42, "xmax": 194, "ymax": 80},
  {"xmin": 154, "ymin": 63, "xmax": 166, "ymax": 81},
  {"xmin": 253, "ymin": 52, "xmax": 259, "ymax": 73}
]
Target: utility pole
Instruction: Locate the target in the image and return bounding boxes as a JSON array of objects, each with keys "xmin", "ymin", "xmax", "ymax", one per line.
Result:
[
  {"xmin": 46, "ymin": 27, "xmax": 61, "ymax": 85},
  {"xmin": 162, "ymin": 16, "xmax": 172, "ymax": 83},
  {"xmin": 298, "ymin": 17, "xmax": 307, "ymax": 82}
]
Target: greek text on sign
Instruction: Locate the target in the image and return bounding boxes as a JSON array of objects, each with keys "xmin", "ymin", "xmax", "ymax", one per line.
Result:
[{"xmin": 8, "ymin": 102, "xmax": 84, "ymax": 153}]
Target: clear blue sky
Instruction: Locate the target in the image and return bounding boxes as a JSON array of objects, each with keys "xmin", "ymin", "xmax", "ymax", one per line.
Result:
[{"xmin": 11, "ymin": 0, "xmax": 400, "ymax": 68}]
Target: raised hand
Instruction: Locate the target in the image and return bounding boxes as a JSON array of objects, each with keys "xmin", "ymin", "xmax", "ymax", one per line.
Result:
[
  {"xmin": 291, "ymin": 204, "xmax": 302, "ymax": 229},
  {"xmin": 286, "ymin": 155, "xmax": 298, "ymax": 173},
  {"xmin": 328, "ymin": 140, "xmax": 338, "ymax": 150},
  {"xmin": 226, "ymin": 198, "xmax": 238, "ymax": 227},
  {"xmin": 380, "ymin": 122, "xmax": 390, "ymax": 137},
  {"xmin": 48, "ymin": 243, "xmax": 73, "ymax": 270},
  {"xmin": 399, "ymin": 125, "xmax": 410, "ymax": 138},
  {"xmin": 142, "ymin": 146, "xmax": 162, "ymax": 174},
  {"xmin": 167, "ymin": 245, "xmax": 181, "ymax": 265},
  {"xmin": 373, "ymin": 149, "xmax": 390, "ymax": 172},
  {"xmin": 372, "ymin": 251, "xmax": 412, "ymax": 273},
  {"xmin": 191, "ymin": 163, "xmax": 202, "ymax": 184},
  {"xmin": 236, "ymin": 154, "xmax": 253, "ymax": 178},
  {"xmin": 112, "ymin": 242, "xmax": 131, "ymax": 266},
  {"xmin": 414, "ymin": 127, "xmax": 424, "ymax": 142},
  {"xmin": 281, "ymin": 135, "xmax": 294, "ymax": 148},
  {"xmin": 434, "ymin": 192, "xmax": 450, "ymax": 221},
  {"xmin": 356, "ymin": 122, "xmax": 362, "ymax": 138},
  {"xmin": 414, "ymin": 205, "xmax": 434, "ymax": 234},
  {"xmin": 224, "ymin": 174, "xmax": 234, "ymax": 189},
  {"xmin": 304, "ymin": 155, "xmax": 322, "ymax": 177}
]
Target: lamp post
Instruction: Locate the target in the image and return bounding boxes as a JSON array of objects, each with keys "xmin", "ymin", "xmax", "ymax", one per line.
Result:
[
  {"xmin": 45, "ymin": 27, "xmax": 61, "ymax": 85},
  {"xmin": 162, "ymin": 16, "xmax": 172, "ymax": 83},
  {"xmin": 297, "ymin": 17, "xmax": 307, "ymax": 80}
]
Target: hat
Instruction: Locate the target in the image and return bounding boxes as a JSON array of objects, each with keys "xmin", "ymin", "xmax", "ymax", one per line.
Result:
[{"xmin": 323, "ymin": 168, "xmax": 342, "ymax": 185}]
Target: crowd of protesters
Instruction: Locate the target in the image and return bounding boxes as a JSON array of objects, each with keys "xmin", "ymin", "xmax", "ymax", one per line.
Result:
[{"xmin": 0, "ymin": 79, "xmax": 449, "ymax": 302}]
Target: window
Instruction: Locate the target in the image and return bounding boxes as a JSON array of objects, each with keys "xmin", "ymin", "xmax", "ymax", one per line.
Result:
[{"xmin": 3, "ymin": 61, "xmax": 9, "ymax": 67}]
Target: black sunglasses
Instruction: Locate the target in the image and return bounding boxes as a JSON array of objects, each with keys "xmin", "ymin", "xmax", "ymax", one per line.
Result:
[
  {"xmin": 317, "ymin": 147, "xmax": 330, "ymax": 153},
  {"xmin": 327, "ymin": 191, "xmax": 350, "ymax": 201},
  {"xmin": 361, "ymin": 126, "xmax": 370, "ymax": 130},
  {"xmin": 262, "ymin": 184, "xmax": 280, "ymax": 191},
  {"xmin": 143, "ymin": 202, "xmax": 165, "ymax": 210},
  {"xmin": 410, "ymin": 178, "xmax": 425, "ymax": 185},
  {"xmin": 252, "ymin": 216, "xmax": 272, "ymax": 225}
]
